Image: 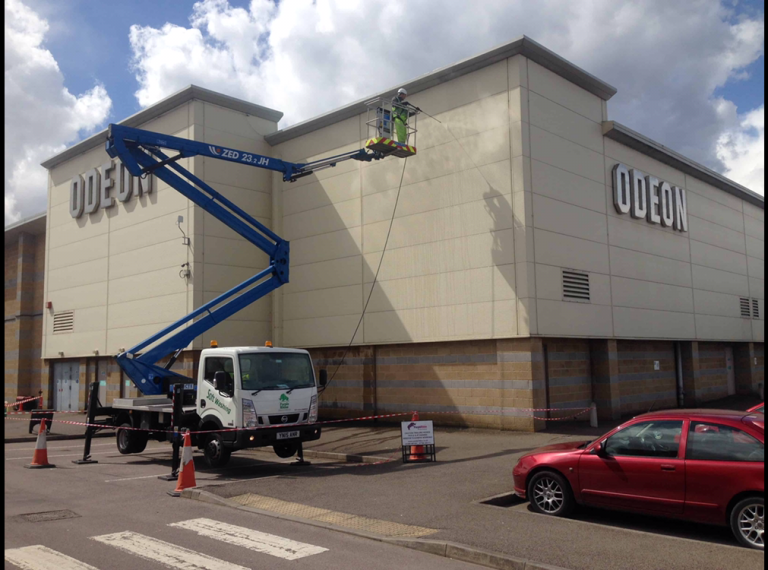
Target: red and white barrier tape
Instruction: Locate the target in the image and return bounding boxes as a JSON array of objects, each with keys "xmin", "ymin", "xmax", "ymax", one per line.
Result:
[
  {"xmin": 5, "ymin": 396, "xmax": 43, "ymax": 409},
  {"xmin": 5, "ymin": 406, "xmax": 592, "ymax": 432},
  {"xmin": 4, "ymin": 411, "xmax": 415, "ymax": 434}
]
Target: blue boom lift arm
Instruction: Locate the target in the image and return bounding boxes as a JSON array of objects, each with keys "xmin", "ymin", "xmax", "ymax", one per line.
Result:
[{"xmin": 105, "ymin": 123, "xmax": 383, "ymax": 396}]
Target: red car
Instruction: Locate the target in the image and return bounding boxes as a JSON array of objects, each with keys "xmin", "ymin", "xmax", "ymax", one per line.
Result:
[
  {"xmin": 513, "ymin": 409, "xmax": 764, "ymax": 549},
  {"xmin": 748, "ymin": 403, "xmax": 764, "ymax": 414}
]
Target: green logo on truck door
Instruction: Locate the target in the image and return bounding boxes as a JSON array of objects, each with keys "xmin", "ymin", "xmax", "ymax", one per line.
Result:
[
  {"xmin": 280, "ymin": 394, "xmax": 289, "ymax": 410},
  {"xmin": 206, "ymin": 389, "xmax": 232, "ymax": 415}
]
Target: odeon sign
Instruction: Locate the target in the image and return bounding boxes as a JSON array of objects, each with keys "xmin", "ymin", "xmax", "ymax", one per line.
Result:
[
  {"xmin": 612, "ymin": 163, "xmax": 688, "ymax": 232},
  {"xmin": 70, "ymin": 161, "xmax": 153, "ymax": 219}
]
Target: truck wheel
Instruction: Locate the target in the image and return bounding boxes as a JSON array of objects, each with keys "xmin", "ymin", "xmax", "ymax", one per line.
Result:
[
  {"xmin": 273, "ymin": 443, "xmax": 299, "ymax": 459},
  {"xmin": 117, "ymin": 423, "xmax": 138, "ymax": 454},
  {"xmin": 203, "ymin": 434, "xmax": 231, "ymax": 468}
]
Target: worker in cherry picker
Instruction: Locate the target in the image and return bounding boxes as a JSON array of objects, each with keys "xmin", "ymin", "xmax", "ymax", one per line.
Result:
[{"xmin": 391, "ymin": 88, "xmax": 419, "ymax": 143}]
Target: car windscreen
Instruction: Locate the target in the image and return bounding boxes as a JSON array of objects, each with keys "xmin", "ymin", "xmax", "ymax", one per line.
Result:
[{"xmin": 239, "ymin": 353, "xmax": 314, "ymax": 391}]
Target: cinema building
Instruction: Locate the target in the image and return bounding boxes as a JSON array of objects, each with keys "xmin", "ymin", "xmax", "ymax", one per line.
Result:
[{"xmin": 23, "ymin": 36, "xmax": 763, "ymax": 430}]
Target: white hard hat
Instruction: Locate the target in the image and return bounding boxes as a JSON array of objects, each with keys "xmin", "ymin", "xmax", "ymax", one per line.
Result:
[{"xmin": 397, "ymin": 88, "xmax": 407, "ymax": 96}]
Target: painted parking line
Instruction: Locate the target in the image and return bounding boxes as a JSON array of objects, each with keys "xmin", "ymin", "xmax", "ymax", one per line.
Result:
[
  {"xmin": 5, "ymin": 545, "xmax": 99, "ymax": 570},
  {"xmin": 91, "ymin": 531, "xmax": 247, "ymax": 570},
  {"xmin": 170, "ymin": 518, "xmax": 329, "ymax": 560}
]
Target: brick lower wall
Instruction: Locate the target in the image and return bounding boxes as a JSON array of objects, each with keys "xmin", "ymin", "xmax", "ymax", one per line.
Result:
[
  {"xmin": 697, "ymin": 342, "xmax": 730, "ymax": 402},
  {"xmin": 543, "ymin": 339, "xmax": 591, "ymax": 420},
  {"xmin": 616, "ymin": 341, "xmax": 677, "ymax": 415},
  {"xmin": 310, "ymin": 338, "xmax": 545, "ymax": 431}
]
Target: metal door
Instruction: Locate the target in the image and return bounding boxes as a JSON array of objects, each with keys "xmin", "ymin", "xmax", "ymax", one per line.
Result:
[
  {"xmin": 725, "ymin": 347, "xmax": 736, "ymax": 395},
  {"xmin": 53, "ymin": 362, "xmax": 80, "ymax": 412}
]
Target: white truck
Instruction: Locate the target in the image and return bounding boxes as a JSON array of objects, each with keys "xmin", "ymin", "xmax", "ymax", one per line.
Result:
[{"xmin": 107, "ymin": 345, "xmax": 326, "ymax": 468}]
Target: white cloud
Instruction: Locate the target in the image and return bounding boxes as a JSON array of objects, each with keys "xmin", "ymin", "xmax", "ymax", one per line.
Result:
[
  {"xmin": 126, "ymin": 0, "xmax": 764, "ymax": 194},
  {"xmin": 4, "ymin": 0, "xmax": 112, "ymax": 225},
  {"xmin": 717, "ymin": 103, "xmax": 764, "ymax": 194}
]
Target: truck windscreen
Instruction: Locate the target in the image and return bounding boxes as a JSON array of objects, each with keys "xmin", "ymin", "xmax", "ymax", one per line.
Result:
[{"xmin": 239, "ymin": 353, "xmax": 314, "ymax": 391}]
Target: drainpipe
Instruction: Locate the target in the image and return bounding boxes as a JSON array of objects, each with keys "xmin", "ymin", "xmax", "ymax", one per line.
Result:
[{"xmin": 675, "ymin": 342, "xmax": 685, "ymax": 408}]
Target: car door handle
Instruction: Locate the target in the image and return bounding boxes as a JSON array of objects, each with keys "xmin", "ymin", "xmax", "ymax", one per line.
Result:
[{"xmin": 660, "ymin": 464, "xmax": 676, "ymax": 472}]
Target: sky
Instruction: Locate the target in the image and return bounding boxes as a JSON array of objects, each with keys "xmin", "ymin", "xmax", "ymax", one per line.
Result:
[{"xmin": 4, "ymin": 0, "xmax": 765, "ymax": 226}]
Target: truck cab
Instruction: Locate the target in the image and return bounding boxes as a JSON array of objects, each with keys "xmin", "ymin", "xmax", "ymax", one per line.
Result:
[{"xmin": 196, "ymin": 345, "xmax": 325, "ymax": 467}]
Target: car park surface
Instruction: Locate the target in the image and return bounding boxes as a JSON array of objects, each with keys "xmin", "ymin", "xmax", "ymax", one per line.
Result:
[{"xmin": 513, "ymin": 409, "xmax": 765, "ymax": 549}]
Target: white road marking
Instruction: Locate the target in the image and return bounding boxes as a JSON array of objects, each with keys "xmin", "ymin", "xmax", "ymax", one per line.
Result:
[
  {"xmin": 6, "ymin": 450, "xmax": 170, "ymax": 461},
  {"xmin": 103, "ymin": 474, "xmax": 172, "ymax": 482},
  {"xmin": 5, "ymin": 545, "xmax": 99, "ymax": 570},
  {"xmin": 170, "ymin": 518, "xmax": 328, "ymax": 560},
  {"xmin": 91, "ymin": 531, "xmax": 247, "ymax": 570}
]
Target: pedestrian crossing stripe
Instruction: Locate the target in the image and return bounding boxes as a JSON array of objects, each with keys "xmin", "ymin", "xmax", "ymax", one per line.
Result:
[
  {"xmin": 91, "ymin": 531, "xmax": 248, "ymax": 570},
  {"xmin": 5, "ymin": 545, "xmax": 99, "ymax": 570},
  {"xmin": 6, "ymin": 519, "xmax": 329, "ymax": 569},
  {"xmin": 169, "ymin": 518, "xmax": 328, "ymax": 560}
]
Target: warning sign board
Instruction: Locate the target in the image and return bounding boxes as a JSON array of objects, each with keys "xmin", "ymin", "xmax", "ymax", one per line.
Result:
[{"xmin": 401, "ymin": 420, "xmax": 435, "ymax": 447}]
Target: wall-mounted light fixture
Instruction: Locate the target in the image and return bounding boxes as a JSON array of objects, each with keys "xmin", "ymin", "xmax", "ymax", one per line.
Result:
[
  {"xmin": 58, "ymin": 351, "xmax": 64, "ymax": 357},
  {"xmin": 177, "ymin": 215, "xmax": 191, "ymax": 246}
]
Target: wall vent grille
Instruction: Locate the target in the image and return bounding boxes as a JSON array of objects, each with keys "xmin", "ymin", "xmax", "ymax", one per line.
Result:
[
  {"xmin": 752, "ymin": 298, "xmax": 760, "ymax": 319},
  {"xmin": 562, "ymin": 270, "xmax": 590, "ymax": 302},
  {"xmin": 53, "ymin": 311, "xmax": 74, "ymax": 334},
  {"xmin": 740, "ymin": 298, "xmax": 751, "ymax": 318}
]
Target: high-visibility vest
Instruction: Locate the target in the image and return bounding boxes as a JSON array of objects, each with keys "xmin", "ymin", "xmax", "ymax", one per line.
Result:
[{"xmin": 392, "ymin": 101, "xmax": 409, "ymax": 123}]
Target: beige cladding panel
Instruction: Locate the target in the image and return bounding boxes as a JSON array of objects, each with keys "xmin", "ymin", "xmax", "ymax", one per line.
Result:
[
  {"xmin": 291, "ymin": 227, "xmax": 362, "ymax": 267},
  {"xmin": 748, "ymin": 256, "xmax": 765, "ymax": 279},
  {"xmin": 530, "ymin": 159, "xmax": 606, "ymax": 213},
  {"xmin": 686, "ymin": 191, "xmax": 746, "ymax": 232},
  {"xmin": 530, "ymin": 126, "xmax": 605, "ymax": 184},
  {"xmin": 613, "ymin": 307, "xmax": 696, "ymax": 339},
  {"xmin": 47, "ymin": 233, "xmax": 109, "ymax": 272},
  {"xmin": 746, "ymin": 236, "xmax": 764, "ymax": 260},
  {"xmin": 611, "ymin": 276, "xmax": 694, "ymax": 313},
  {"xmin": 744, "ymin": 215, "xmax": 765, "ymax": 241},
  {"xmin": 108, "ymin": 293, "xmax": 188, "ymax": 330},
  {"xmin": 690, "ymin": 240, "xmax": 747, "ymax": 275},
  {"xmin": 750, "ymin": 278, "xmax": 765, "ymax": 300},
  {"xmin": 283, "ymin": 171, "xmax": 360, "ymax": 217},
  {"xmin": 527, "ymin": 90, "xmax": 603, "ymax": 152},
  {"xmin": 607, "ymin": 216, "xmax": 690, "ymax": 262},
  {"xmin": 526, "ymin": 60, "xmax": 602, "ymax": 123},
  {"xmin": 610, "ymin": 247, "xmax": 692, "ymax": 288},
  {"xmin": 693, "ymin": 289, "xmax": 752, "ymax": 318},
  {"xmin": 201, "ymin": 291, "xmax": 269, "ymax": 322},
  {"xmin": 537, "ymin": 300, "xmax": 613, "ymax": 337},
  {"xmin": 695, "ymin": 314, "xmax": 753, "ymax": 341},
  {"xmin": 533, "ymin": 229, "xmax": 610, "ymax": 275},
  {"xmin": 532, "ymin": 193, "xmax": 608, "ymax": 244},
  {"xmin": 688, "ymin": 216, "xmax": 746, "ymax": 254},
  {"xmin": 284, "ymin": 285, "xmax": 362, "ymax": 321},
  {"xmin": 744, "ymin": 202, "xmax": 764, "ymax": 222},
  {"xmin": 691, "ymin": 264, "xmax": 749, "ymax": 297}
]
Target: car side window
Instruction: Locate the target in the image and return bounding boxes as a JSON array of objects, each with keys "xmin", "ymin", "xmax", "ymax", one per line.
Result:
[
  {"xmin": 686, "ymin": 422, "xmax": 764, "ymax": 462},
  {"xmin": 603, "ymin": 420, "xmax": 683, "ymax": 458},
  {"xmin": 203, "ymin": 357, "xmax": 234, "ymax": 386}
]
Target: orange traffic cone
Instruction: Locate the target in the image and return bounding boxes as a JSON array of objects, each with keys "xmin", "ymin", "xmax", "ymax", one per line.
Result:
[
  {"xmin": 408, "ymin": 411, "xmax": 427, "ymax": 462},
  {"xmin": 25, "ymin": 419, "xmax": 55, "ymax": 469},
  {"xmin": 168, "ymin": 431, "xmax": 196, "ymax": 496}
]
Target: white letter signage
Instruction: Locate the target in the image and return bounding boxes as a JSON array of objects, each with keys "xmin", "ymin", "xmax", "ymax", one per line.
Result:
[{"xmin": 612, "ymin": 163, "xmax": 687, "ymax": 232}]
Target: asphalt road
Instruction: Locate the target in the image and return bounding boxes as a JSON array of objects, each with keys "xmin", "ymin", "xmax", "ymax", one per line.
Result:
[
  {"xmin": 4, "ymin": 439, "xmax": 482, "ymax": 570},
  {"xmin": 5, "ymin": 422, "xmax": 764, "ymax": 570}
]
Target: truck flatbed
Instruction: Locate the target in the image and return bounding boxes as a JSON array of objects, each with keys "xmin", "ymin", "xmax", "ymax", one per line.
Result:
[{"xmin": 111, "ymin": 397, "xmax": 196, "ymax": 414}]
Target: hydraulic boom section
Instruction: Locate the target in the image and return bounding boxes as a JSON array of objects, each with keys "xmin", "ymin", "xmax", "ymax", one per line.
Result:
[{"xmin": 104, "ymin": 124, "xmax": 383, "ymax": 396}]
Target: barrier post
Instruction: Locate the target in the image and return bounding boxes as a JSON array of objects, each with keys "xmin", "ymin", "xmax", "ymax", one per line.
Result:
[
  {"xmin": 589, "ymin": 402, "xmax": 598, "ymax": 428},
  {"xmin": 73, "ymin": 381, "xmax": 101, "ymax": 465},
  {"xmin": 159, "ymin": 384, "xmax": 183, "ymax": 481}
]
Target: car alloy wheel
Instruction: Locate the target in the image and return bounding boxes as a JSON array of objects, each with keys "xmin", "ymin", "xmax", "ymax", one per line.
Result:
[
  {"xmin": 532, "ymin": 476, "xmax": 565, "ymax": 514},
  {"xmin": 738, "ymin": 502, "xmax": 764, "ymax": 549}
]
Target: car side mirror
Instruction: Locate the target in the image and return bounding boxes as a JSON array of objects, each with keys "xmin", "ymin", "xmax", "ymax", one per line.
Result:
[
  {"xmin": 319, "ymin": 369, "xmax": 328, "ymax": 387},
  {"xmin": 213, "ymin": 371, "xmax": 232, "ymax": 395},
  {"xmin": 593, "ymin": 442, "xmax": 607, "ymax": 457}
]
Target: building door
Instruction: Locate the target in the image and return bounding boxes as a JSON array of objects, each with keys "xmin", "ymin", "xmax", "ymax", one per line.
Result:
[
  {"xmin": 53, "ymin": 362, "xmax": 80, "ymax": 412},
  {"xmin": 725, "ymin": 347, "xmax": 736, "ymax": 395},
  {"xmin": 97, "ymin": 360, "xmax": 108, "ymax": 406}
]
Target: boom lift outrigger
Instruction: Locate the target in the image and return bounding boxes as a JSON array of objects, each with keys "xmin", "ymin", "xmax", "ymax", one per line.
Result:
[{"xmin": 105, "ymin": 123, "xmax": 395, "ymax": 397}]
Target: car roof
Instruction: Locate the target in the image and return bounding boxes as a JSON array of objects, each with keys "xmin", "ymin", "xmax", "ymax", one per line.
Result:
[{"xmin": 635, "ymin": 409, "xmax": 750, "ymax": 421}]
